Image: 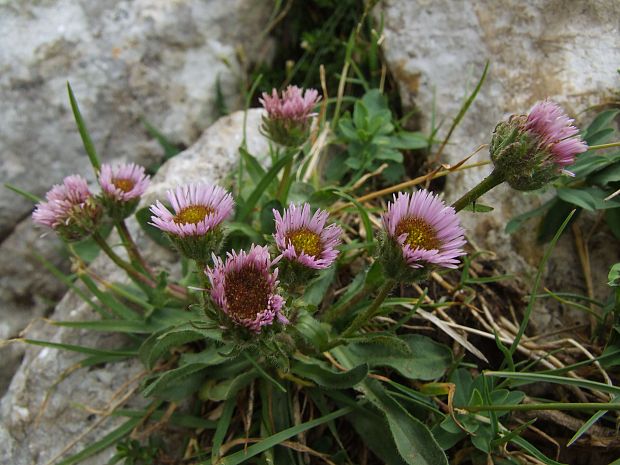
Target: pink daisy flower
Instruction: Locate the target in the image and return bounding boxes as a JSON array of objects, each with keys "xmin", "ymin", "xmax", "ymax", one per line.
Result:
[
  {"xmin": 260, "ymin": 86, "xmax": 320, "ymax": 122},
  {"xmin": 206, "ymin": 245, "xmax": 287, "ymax": 332},
  {"xmin": 273, "ymin": 203, "xmax": 342, "ymax": 269},
  {"xmin": 382, "ymin": 190, "xmax": 466, "ymax": 269},
  {"xmin": 259, "ymin": 85, "xmax": 321, "ymax": 146},
  {"xmin": 32, "ymin": 175, "xmax": 100, "ymax": 241},
  {"xmin": 149, "ymin": 183, "xmax": 234, "ymax": 238},
  {"xmin": 525, "ymin": 99, "xmax": 588, "ymax": 170},
  {"xmin": 99, "ymin": 162, "xmax": 150, "ymax": 202}
]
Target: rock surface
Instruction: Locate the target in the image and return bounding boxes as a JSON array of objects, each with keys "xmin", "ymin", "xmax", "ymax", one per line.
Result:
[
  {"xmin": 379, "ymin": 0, "xmax": 620, "ymax": 329},
  {"xmin": 0, "ymin": 109, "xmax": 270, "ymax": 465},
  {"xmin": 0, "ymin": 0, "xmax": 272, "ymax": 237},
  {"xmin": 0, "ymin": 0, "xmax": 272, "ymax": 393}
]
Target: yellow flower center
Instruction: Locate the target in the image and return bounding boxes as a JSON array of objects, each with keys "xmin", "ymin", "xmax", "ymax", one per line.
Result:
[
  {"xmin": 287, "ymin": 228, "xmax": 322, "ymax": 257},
  {"xmin": 224, "ymin": 266, "xmax": 270, "ymax": 321},
  {"xmin": 174, "ymin": 205, "xmax": 214, "ymax": 225},
  {"xmin": 395, "ymin": 216, "xmax": 440, "ymax": 250},
  {"xmin": 112, "ymin": 178, "xmax": 135, "ymax": 193}
]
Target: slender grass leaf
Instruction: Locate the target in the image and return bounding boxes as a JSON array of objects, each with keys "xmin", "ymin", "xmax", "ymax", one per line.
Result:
[
  {"xmin": 113, "ymin": 408, "xmax": 217, "ymax": 429},
  {"xmin": 510, "ymin": 436, "xmax": 567, "ymax": 465},
  {"xmin": 56, "ymin": 416, "xmax": 142, "ymax": 465},
  {"xmin": 486, "ymin": 371, "xmax": 620, "ymax": 396},
  {"xmin": 24, "ymin": 339, "xmax": 136, "ymax": 357},
  {"xmin": 214, "ymin": 407, "xmax": 353, "ymax": 465},
  {"xmin": 292, "ymin": 360, "xmax": 368, "ymax": 389},
  {"xmin": 237, "ymin": 151, "xmax": 294, "ymax": 221},
  {"xmin": 67, "ymin": 82, "xmax": 100, "ymax": 171},
  {"xmin": 4, "ymin": 183, "xmax": 41, "ymax": 202},
  {"xmin": 212, "ymin": 397, "xmax": 237, "ymax": 463}
]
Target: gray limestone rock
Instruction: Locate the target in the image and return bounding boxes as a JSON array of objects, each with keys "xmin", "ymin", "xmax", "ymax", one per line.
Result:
[
  {"xmin": 378, "ymin": 0, "xmax": 620, "ymax": 330},
  {"xmin": 0, "ymin": 0, "xmax": 272, "ymax": 239},
  {"xmin": 0, "ymin": 109, "xmax": 270, "ymax": 464}
]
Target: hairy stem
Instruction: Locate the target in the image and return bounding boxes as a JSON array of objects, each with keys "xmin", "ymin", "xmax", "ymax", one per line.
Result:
[
  {"xmin": 450, "ymin": 169, "xmax": 504, "ymax": 212},
  {"xmin": 340, "ymin": 279, "xmax": 396, "ymax": 338}
]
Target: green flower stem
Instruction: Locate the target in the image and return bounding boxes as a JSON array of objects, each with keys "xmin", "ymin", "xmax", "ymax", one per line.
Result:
[
  {"xmin": 116, "ymin": 220, "xmax": 153, "ymax": 277},
  {"xmin": 92, "ymin": 232, "xmax": 187, "ymax": 300},
  {"xmin": 92, "ymin": 232, "xmax": 155, "ymax": 287},
  {"xmin": 322, "ymin": 283, "xmax": 376, "ymax": 323},
  {"xmin": 276, "ymin": 148, "xmax": 297, "ymax": 203},
  {"xmin": 450, "ymin": 169, "xmax": 505, "ymax": 212},
  {"xmin": 588, "ymin": 141, "xmax": 620, "ymax": 150},
  {"xmin": 340, "ymin": 279, "xmax": 396, "ymax": 339},
  {"xmin": 462, "ymin": 402, "xmax": 620, "ymax": 412}
]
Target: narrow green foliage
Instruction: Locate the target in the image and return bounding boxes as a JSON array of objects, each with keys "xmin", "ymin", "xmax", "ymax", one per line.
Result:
[{"xmin": 67, "ymin": 82, "xmax": 100, "ymax": 171}]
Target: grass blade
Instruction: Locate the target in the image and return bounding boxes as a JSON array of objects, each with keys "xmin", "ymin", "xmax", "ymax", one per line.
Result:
[
  {"xmin": 4, "ymin": 183, "xmax": 41, "ymax": 203},
  {"xmin": 67, "ymin": 82, "xmax": 100, "ymax": 171},
  {"xmin": 486, "ymin": 371, "xmax": 620, "ymax": 397},
  {"xmin": 24, "ymin": 339, "xmax": 136, "ymax": 357},
  {"xmin": 215, "ymin": 407, "xmax": 353, "ymax": 465}
]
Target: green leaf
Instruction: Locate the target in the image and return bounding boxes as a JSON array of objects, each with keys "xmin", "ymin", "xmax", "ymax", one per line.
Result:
[
  {"xmin": 211, "ymin": 397, "xmax": 236, "ymax": 463},
  {"xmin": 260, "ymin": 199, "xmax": 282, "ymax": 235},
  {"xmin": 295, "ymin": 309, "xmax": 331, "ymax": 349},
  {"xmin": 585, "ymin": 109, "xmax": 620, "ymax": 140},
  {"xmin": 142, "ymin": 118, "xmax": 182, "ymax": 160},
  {"xmin": 556, "ymin": 188, "xmax": 598, "ymax": 211},
  {"xmin": 486, "ymin": 371, "xmax": 620, "ymax": 397},
  {"xmin": 292, "ymin": 359, "xmax": 368, "ymax": 389},
  {"xmin": 135, "ymin": 206, "xmax": 171, "ymax": 248},
  {"xmin": 303, "ymin": 266, "xmax": 336, "ymax": 307},
  {"xmin": 364, "ymin": 380, "xmax": 448, "ymax": 465},
  {"xmin": 239, "ymin": 146, "xmax": 266, "ymax": 183},
  {"xmin": 567, "ymin": 396, "xmax": 619, "ymax": 446},
  {"xmin": 505, "ymin": 200, "xmax": 552, "ymax": 234},
  {"xmin": 510, "ymin": 436, "xmax": 567, "ymax": 465},
  {"xmin": 376, "ymin": 148, "xmax": 403, "ymax": 162},
  {"xmin": 462, "ymin": 202, "xmax": 494, "ymax": 213},
  {"xmin": 590, "ymin": 163, "xmax": 620, "ymax": 185},
  {"xmin": 606, "ymin": 208, "xmax": 620, "ymax": 241},
  {"xmin": 387, "ymin": 132, "xmax": 428, "ymax": 149},
  {"xmin": 608, "ymin": 263, "xmax": 620, "ymax": 287},
  {"xmin": 537, "ymin": 199, "xmax": 576, "ymax": 243},
  {"xmin": 24, "ymin": 339, "xmax": 136, "ymax": 358},
  {"xmin": 139, "ymin": 323, "xmax": 222, "ymax": 369},
  {"xmin": 347, "ymin": 334, "xmax": 452, "ymax": 380},
  {"xmin": 236, "ymin": 150, "xmax": 295, "ymax": 221},
  {"xmin": 57, "ymin": 415, "xmax": 144, "ymax": 465},
  {"xmin": 348, "ymin": 409, "xmax": 409, "ymax": 465},
  {"xmin": 4, "ymin": 183, "xmax": 41, "ymax": 203},
  {"xmin": 201, "ymin": 369, "xmax": 258, "ymax": 401},
  {"xmin": 215, "ymin": 407, "xmax": 353, "ymax": 465},
  {"xmin": 67, "ymin": 82, "xmax": 100, "ymax": 171},
  {"xmin": 141, "ymin": 362, "xmax": 208, "ymax": 397}
]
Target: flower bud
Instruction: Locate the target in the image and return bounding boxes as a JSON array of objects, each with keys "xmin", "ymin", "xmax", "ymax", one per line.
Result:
[
  {"xmin": 98, "ymin": 162, "xmax": 150, "ymax": 220},
  {"xmin": 490, "ymin": 100, "xmax": 588, "ymax": 191},
  {"xmin": 32, "ymin": 175, "xmax": 102, "ymax": 242},
  {"xmin": 259, "ymin": 86, "xmax": 320, "ymax": 147}
]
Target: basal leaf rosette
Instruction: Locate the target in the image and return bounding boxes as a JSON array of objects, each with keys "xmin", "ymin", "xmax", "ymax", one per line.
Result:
[
  {"xmin": 150, "ymin": 183, "xmax": 234, "ymax": 261},
  {"xmin": 259, "ymin": 85, "xmax": 321, "ymax": 147},
  {"xmin": 32, "ymin": 174, "xmax": 102, "ymax": 242},
  {"xmin": 490, "ymin": 99, "xmax": 588, "ymax": 191},
  {"xmin": 99, "ymin": 162, "xmax": 150, "ymax": 220},
  {"xmin": 380, "ymin": 189, "xmax": 466, "ymax": 282},
  {"xmin": 206, "ymin": 245, "xmax": 287, "ymax": 333},
  {"xmin": 273, "ymin": 203, "xmax": 342, "ymax": 286}
]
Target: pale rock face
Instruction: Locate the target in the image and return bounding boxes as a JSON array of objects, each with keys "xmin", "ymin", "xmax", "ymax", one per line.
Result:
[
  {"xmin": 0, "ymin": 0, "xmax": 272, "ymax": 239},
  {"xmin": 0, "ymin": 0, "xmax": 272, "ymax": 393},
  {"xmin": 378, "ymin": 0, "xmax": 620, "ymax": 329},
  {"xmin": 0, "ymin": 109, "xmax": 270, "ymax": 464}
]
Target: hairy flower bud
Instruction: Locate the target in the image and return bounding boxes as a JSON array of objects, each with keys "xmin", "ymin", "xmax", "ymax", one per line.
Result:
[
  {"xmin": 259, "ymin": 86, "xmax": 320, "ymax": 147},
  {"xmin": 32, "ymin": 175, "xmax": 102, "ymax": 242},
  {"xmin": 490, "ymin": 100, "xmax": 588, "ymax": 191},
  {"xmin": 99, "ymin": 162, "xmax": 150, "ymax": 220}
]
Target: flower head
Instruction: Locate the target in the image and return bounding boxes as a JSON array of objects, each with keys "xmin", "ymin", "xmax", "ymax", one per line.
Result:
[
  {"xmin": 273, "ymin": 203, "xmax": 342, "ymax": 270},
  {"xmin": 259, "ymin": 85, "xmax": 321, "ymax": 146},
  {"xmin": 32, "ymin": 175, "xmax": 101, "ymax": 241},
  {"xmin": 381, "ymin": 190, "xmax": 466, "ymax": 279},
  {"xmin": 99, "ymin": 162, "xmax": 150, "ymax": 219},
  {"xmin": 99, "ymin": 162, "xmax": 150, "ymax": 202},
  {"xmin": 206, "ymin": 245, "xmax": 286, "ymax": 332},
  {"xmin": 150, "ymin": 183, "xmax": 234, "ymax": 260},
  {"xmin": 525, "ymin": 100, "xmax": 588, "ymax": 169},
  {"xmin": 490, "ymin": 99, "xmax": 588, "ymax": 190}
]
